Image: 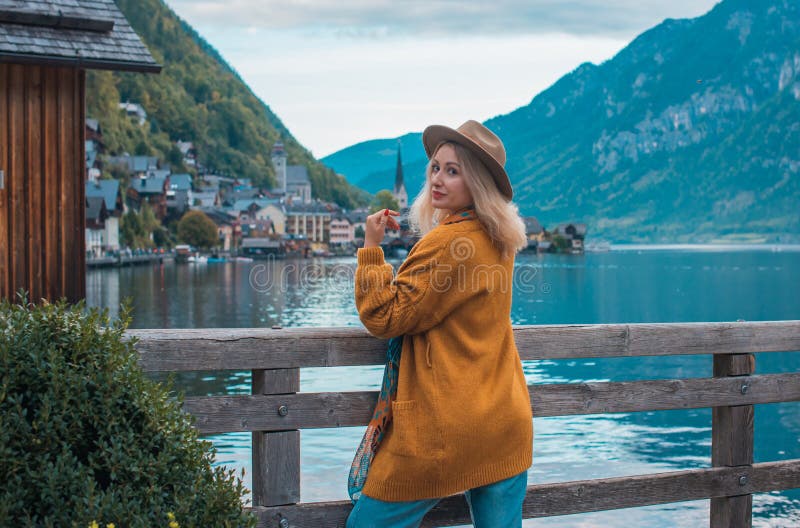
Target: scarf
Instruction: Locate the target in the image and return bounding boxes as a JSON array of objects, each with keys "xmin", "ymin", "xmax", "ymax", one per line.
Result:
[{"xmin": 348, "ymin": 334, "xmax": 403, "ymax": 503}]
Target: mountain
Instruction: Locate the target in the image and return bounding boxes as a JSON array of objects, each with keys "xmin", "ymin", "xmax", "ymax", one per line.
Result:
[
  {"xmin": 326, "ymin": 0, "xmax": 800, "ymax": 243},
  {"xmin": 86, "ymin": 0, "xmax": 369, "ymax": 209},
  {"xmin": 321, "ymin": 133, "xmax": 425, "ymax": 195}
]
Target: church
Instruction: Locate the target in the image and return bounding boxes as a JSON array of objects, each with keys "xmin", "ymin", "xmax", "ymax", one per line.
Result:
[{"xmin": 270, "ymin": 142, "xmax": 312, "ymax": 204}]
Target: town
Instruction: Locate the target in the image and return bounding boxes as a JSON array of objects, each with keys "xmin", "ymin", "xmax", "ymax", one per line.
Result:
[{"xmin": 85, "ymin": 111, "xmax": 588, "ymax": 266}]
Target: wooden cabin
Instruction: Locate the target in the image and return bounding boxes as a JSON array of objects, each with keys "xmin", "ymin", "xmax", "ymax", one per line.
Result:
[{"xmin": 0, "ymin": 1, "xmax": 159, "ymax": 303}]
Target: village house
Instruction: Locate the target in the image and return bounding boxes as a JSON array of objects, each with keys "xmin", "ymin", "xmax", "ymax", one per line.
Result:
[
  {"xmin": 191, "ymin": 189, "xmax": 221, "ymax": 208},
  {"xmin": 200, "ymin": 173, "xmax": 235, "ymax": 188},
  {"xmin": 127, "ymin": 171, "xmax": 170, "ymax": 220},
  {"xmin": 85, "ymin": 118, "xmax": 104, "ymax": 179},
  {"xmin": 166, "ymin": 173, "xmax": 193, "ymax": 214},
  {"xmin": 86, "ymin": 118, "xmax": 103, "ymax": 145},
  {"xmin": 346, "ymin": 209, "xmax": 370, "ymax": 243},
  {"xmin": 523, "ymin": 216, "xmax": 546, "ymax": 251},
  {"xmin": 85, "ymin": 178, "xmax": 124, "ymax": 253},
  {"xmin": 107, "ymin": 154, "xmax": 159, "ymax": 178},
  {"xmin": 175, "ymin": 140, "xmax": 196, "ymax": 167},
  {"xmin": 85, "ymin": 196, "xmax": 109, "ymax": 257},
  {"xmin": 231, "ymin": 198, "xmax": 286, "ymax": 235},
  {"xmin": 553, "ymin": 223, "xmax": 588, "ymax": 252},
  {"xmin": 0, "ymin": 0, "xmax": 159, "ymax": 302},
  {"xmin": 200, "ymin": 208, "xmax": 237, "ymax": 251},
  {"xmin": 284, "ymin": 200, "xmax": 336, "ymax": 243},
  {"xmin": 119, "ymin": 101, "xmax": 147, "ymax": 126},
  {"xmin": 238, "ymin": 218, "xmax": 274, "ymax": 239},
  {"xmin": 224, "ymin": 187, "xmax": 260, "ymax": 206},
  {"xmin": 329, "ymin": 215, "xmax": 354, "ymax": 246}
]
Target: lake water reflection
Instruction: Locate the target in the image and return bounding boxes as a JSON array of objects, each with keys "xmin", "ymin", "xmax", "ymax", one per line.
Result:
[{"xmin": 87, "ymin": 248, "xmax": 800, "ymax": 527}]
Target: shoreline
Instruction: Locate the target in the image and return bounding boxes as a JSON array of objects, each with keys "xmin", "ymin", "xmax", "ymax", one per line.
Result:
[{"xmin": 606, "ymin": 243, "xmax": 800, "ymax": 252}]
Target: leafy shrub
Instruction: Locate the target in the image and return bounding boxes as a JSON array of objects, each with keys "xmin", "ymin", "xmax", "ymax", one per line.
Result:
[
  {"xmin": 550, "ymin": 234, "xmax": 571, "ymax": 252},
  {"xmin": 0, "ymin": 298, "xmax": 255, "ymax": 528}
]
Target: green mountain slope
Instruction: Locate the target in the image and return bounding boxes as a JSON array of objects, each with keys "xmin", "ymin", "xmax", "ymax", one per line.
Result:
[
  {"xmin": 87, "ymin": 0, "xmax": 368, "ymax": 209},
  {"xmin": 326, "ymin": 0, "xmax": 800, "ymax": 242},
  {"xmin": 321, "ymin": 133, "xmax": 424, "ymax": 195}
]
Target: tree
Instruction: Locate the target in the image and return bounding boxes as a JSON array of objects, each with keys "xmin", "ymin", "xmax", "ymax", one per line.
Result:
[
  {"xmin": 139, "ymin": 201, "xmax": 161, "ymax": 234},
  {"xmin": 369, "ymin": 189, "xmax": 399, "ymax": 214},
  {"xmin": 177, "ymin": 210, "xmax": 219, "ymax": 249},
  {"xmin": 120, "ymin": 210, "xmax": 142, "ymax": 248},
  {"xmin": 120, "ymin": 202, "xmax": 162, "ymax": 249},
  {"xmin": 551, "ymin": 234, "xmax": 570, "ymax": 252}
]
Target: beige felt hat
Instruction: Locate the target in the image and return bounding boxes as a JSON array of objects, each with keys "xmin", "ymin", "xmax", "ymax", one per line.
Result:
[{"xmin": 422, "ymin": 120, "xmax": 512, "ymax": 201}]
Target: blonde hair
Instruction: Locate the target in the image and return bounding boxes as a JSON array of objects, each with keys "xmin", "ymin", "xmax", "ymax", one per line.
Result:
[{"xmin": 408, "ymin": 141, "xmax": 528, "ymax": 260}]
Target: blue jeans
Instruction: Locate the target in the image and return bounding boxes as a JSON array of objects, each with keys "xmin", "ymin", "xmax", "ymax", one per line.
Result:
[{"xmin": 346, "ymin": 470, "xmax": 528, "ymax": 528}]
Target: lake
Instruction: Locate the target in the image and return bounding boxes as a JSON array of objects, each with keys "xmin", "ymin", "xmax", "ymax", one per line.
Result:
[{"xmin": 86, "ymin": 246, "xmax": 800, "ymax": 527}]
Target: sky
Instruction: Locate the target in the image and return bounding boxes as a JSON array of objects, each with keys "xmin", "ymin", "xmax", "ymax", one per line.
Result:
[{"xmin": 165, "ymin": 1, "xmax": 721, "ymax": 158}]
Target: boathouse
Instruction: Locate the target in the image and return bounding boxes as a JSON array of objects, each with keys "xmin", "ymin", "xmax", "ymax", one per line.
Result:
[{"xmin": 0, "ymin": 0, "xmax": 159, "ymax": 303}]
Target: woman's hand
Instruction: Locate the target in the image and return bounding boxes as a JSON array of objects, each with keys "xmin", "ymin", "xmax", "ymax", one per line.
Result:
[{"xmin": 363, "ymin": 208, "xmax": 401, "ymax": 248}]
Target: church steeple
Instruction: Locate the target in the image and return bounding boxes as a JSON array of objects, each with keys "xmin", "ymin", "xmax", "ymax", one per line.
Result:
[
  {"xmin": 394, "ymin": 143, "xmax": 404, "ymax": 193},
  {"xmin": 393, "ymin": 141, "xmax": 408, "ymax": 208}
]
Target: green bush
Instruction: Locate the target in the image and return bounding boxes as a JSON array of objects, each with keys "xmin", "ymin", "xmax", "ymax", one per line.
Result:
[{"xmin": 0, "ymin": 298, "xmax": 255, "ymax": 528}]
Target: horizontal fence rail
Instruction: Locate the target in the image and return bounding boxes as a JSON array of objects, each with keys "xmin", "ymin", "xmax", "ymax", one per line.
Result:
[
  {"xmin": 131, "ymin": 321, "xmax": 800, "ymax": 371},
  {"xmin": 127, "ymin": 321, "xmax": 800, "ymax": 528},
  {"xmin": 252, "ymin": 460, "xmax": 800, "ymax": 527},
  {"xmin": 179, "ymin": 373, "xmax": 800, "ymax": 435}
]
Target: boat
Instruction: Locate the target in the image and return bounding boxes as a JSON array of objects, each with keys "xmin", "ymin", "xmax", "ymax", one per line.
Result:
[{"xmin": 175, "ymin": 244, "xmax": 193, "ymax": 263}]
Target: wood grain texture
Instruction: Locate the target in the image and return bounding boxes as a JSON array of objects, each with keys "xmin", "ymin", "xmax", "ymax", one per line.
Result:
[
  {"xmin": 711, "ymin": 353, "xmax": 755, "ymax": 528},
  {"xmin": 131, "ymin": 321, "xmax": 800, "ymax": 372},
  {"xmin": 0, "ymin": 64, "xmax": 8, "ymax": 296},
  {"xmin": 25, "ymin": 65, "xmax": 42, "ymax": 301},
  {"xmin": 252, "ymin": 369, "xmax": 300, "ymax": 507},
  {"xmin": 249, "ymin": 459, "xmax": 800, "ymax": 528},
  {"xmin": 74, "ymin": 69, "xmax": 85, "ymax": 300},
  {"xmin": 41, "ymin": 67, "xmax": 58, "ymax": 300},
  {"xmin": 9, "ymin": 63, "xmax": 25, "ymax": 300},
  {"xmin": 0, "ymin": 64, "xmax": 84, "ymax": 302},
  {"xmin": 182, "ymin": 373, "xmax": 800, "ymax": 434}
]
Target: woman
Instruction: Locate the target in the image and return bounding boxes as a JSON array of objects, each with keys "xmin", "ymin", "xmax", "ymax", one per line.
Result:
[{"xmin": 349, "ymin": 120, "xmax": 533, "ymax": 528}]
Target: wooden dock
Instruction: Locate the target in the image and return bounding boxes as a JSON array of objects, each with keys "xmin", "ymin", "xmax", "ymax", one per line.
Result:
[{"xmin": 129, "ymin": 321, "xmax": 800, "ymax": 528}]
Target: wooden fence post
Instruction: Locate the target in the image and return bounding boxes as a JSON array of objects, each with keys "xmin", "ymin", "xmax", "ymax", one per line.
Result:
[
  {"xmin": 252, "ymin": 368, "xmax": 301, "ymax": 508},
  {"xmin": 710, "ymin": 353, "xmax": 755, "ymax": 527}
]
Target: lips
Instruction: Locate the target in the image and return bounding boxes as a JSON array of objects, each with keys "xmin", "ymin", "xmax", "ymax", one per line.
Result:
[{"xmin": 432, "ymin": 190, "xmax": 445, "ymax": 199}]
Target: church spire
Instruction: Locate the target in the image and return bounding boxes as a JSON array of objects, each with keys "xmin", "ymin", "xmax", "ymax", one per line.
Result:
[
  {"xmin": 394, "ymin": 141, "xmax": 404, "ymax": 194},
  {"xmin": 392, "ymin": 140, "xmax": 408, "ymax": 209}
]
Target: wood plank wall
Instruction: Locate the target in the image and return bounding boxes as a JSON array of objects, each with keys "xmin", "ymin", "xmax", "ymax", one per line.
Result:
[{"xmin": 0, "ymin": 63, "xmax": 85, "ymax": 303}]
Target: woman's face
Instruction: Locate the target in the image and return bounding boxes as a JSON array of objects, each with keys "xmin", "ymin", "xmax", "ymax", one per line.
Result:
[{"xmin": 430, "ymin": 143, "xmax": 473, "ymax": 214}]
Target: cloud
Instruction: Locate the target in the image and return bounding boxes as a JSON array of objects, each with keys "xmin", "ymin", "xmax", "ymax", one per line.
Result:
[{"xmin": 167, "ymin": 0, "xmax": 721, "ymax": 39}]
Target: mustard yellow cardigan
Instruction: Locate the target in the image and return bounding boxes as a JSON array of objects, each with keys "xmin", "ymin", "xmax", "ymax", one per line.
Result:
[{"xmin": 354, "ymin": 212, "xmax": 533, "ymax": 502}]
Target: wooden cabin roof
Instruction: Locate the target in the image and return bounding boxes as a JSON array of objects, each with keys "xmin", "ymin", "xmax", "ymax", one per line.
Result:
[{"xmin": 0, "ymin": 0, "xmax": 160, "ymax": 72}]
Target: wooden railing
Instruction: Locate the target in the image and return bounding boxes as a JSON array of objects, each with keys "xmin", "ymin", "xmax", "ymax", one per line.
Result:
[{"xmin": 129, "ymin": 321, "xmax": 800, "ymax": 528}]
